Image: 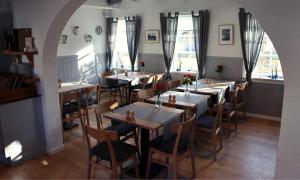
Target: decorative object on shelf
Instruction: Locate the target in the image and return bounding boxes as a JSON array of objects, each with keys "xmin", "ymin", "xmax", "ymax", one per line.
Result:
[
  {"xmin": 60, "ymin": 35, "xmax": 68, "ymax": 44},
  {"xmin": 153, "ymin": 82, "xmax": 167, "ymax": 108},
  {"xmin": 95, "ymin": 25, "xmax": 103, "ymax": 35},
  {"xmin": 140, "ymin": 60, "xmax": 145, "ymax": 74},
  {"xmin": 24, "ymin": 37, "xmax": 37, "ymax": 52},
  {"xmin": 218, "ymin": 24, "xmax": 234, "ymax": 45},
  {"xmin": 17, "ymin": 63, "xmax": 33, "ymax": 77},
  {"xmin": 0, "ymin": 50, "xmax": 38, "ymax": 68},
  {"xmin": 215, "ymin": 65, "xmax": 224, "ymax": 79},
  {"xmin": 84, "ymin": 34, "xmax": 92, "ymax": 43},
  {"xmin": 182, "ymin": 73, "xmax": 194, "ymax": 95},
  {"xmin": 72, "ymin": 26, "xmax": 79, "ymax": 36},
  {"xmin": 145, "ymin": 29, "xmax": 160, "ymax": 43}
]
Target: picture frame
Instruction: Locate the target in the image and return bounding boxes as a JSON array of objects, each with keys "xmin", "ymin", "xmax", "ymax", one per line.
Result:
[
  {"xmin": 218, "ymin": 24, "xmax": 234, "ymax": 45},
  {"xmin": 145, "ymin": 30, "xmax": 160, "ymax": 43}
]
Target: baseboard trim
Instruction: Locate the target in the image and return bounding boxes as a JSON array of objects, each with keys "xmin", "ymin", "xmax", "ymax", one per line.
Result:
[
  {"xmin": 46, "ymin": 145, "xmax": 65, "ymax": 155},
  {"xmin": 238, "ymin": 111, "xmax": 281, "ymax": 121}
]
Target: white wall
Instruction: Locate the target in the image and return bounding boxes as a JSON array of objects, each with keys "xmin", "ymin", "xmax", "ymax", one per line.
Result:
[
  {"xmin": 113, "ymin": 0, "xmax": 242, "ymax": 58},
  {"xmin": 57, "ymin": 6, "xmax": 106, "ymax": 56}
]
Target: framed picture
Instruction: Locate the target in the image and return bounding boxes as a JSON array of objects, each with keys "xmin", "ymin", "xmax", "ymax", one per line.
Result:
[
  {"xmin": 145, "ymin": 30, "xmax": 160, "ymax": 43},
  {"xmin": 218, "ymin": 24, "xmax": 234, "ymax": 45}
]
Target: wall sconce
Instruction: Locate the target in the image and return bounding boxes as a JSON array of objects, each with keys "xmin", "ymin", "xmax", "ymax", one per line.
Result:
[{"xmin": 95, "ymin": 25, "xmax": 103, "ymax": 36}]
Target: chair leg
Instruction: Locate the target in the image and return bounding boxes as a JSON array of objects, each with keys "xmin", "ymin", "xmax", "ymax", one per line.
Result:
[
  {"xmin": 133, "ymin": 130, "xmax": 141, "ymax": 161},
  {"xmin": 87, "ymin": 161, "xmax": 92, "ymax": 179},
  {"xmin": 146, "ymin": 150, "xmax": 153, "ymax": 178},
  {"xmin": 109, "ymin": 90, "xmax": 112, "ymax": 100},
  {"xmin": 85, "ymin": 109, "xmax": 90, "ymax": 126},
  {"xmin": 118, "ymin": 88, "xmax": 123, "ymax": 105},
  {"xmin": 112, "ymin": 166, "xmax": 118, "ymax": 179},
  {"xmin": 171, "ymin": 158, "xmax": 177, "ymax": 180},
  {"xmin": 190, "ymin": 152, "xmax": 196, "ymax": 178},
  {"xmin": 133, "ymin": 155, "xmax": 140, "ymax": 178}
]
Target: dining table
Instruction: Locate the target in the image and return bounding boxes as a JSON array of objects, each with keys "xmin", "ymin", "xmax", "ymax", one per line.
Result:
[
  {"xmin": 58, "ymin": 81, "xmax": 95, "ymax": 130},
  {"xmin": 103, "ymin": 101, "xmax": 185, "ymax": 177},
  {"xmin": 105, "ymin": 72, "xmax": 163, "ymax": 103},
  {"xmin": 58, "ymin": 81, "xmax": 95, "ymax": 94},
  {"xmin": 175, "ymin": 78, "xmax": 235, "ymax": 105},
  {"xmin": 146, "ymin": 90, "xmax": 209, "ymax": 118}
]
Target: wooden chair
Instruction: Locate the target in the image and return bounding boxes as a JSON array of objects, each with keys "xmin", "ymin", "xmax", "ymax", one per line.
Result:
[
  {"xmin": 84, "ymin": 125, "xmax": 140, "ymax": 179},
  {"xmin": 169, "ymin": 80, "xmax": 181, "ymax": 89},
  {"xmin": 98, "ymin": 72, "xmax": 123, "ymax": 104},
  {"xmin": 137, "ymin": 88, "xmax": 155, "ymax": 102},
  {"xmin": 81, "ymin": 85, "xmax": 100, "ymax": 126},
  {"xmin": 94, "ymin": 100, "xmax": 140, "ymax": 158},
  {"xmin": 130, "ymin": 76, "xmax": 155, "ymax": 103},
  {"xmin": 59, "ymin": 91, "xmax": 84, "ymax": 134},
  {"xmin": 223, "ymin": 90, "xmax": 239, "ymax": 137},
  {"xmin": 195, "ymin": 99, "xmax": 225, "ymax": 161},
  {"xmin": 146, "ymin": 115, "xmax": 196, "ymax": 179},
  {"xmin": 235, "ymin": 81, "xmax": 248, "ymax": 119}
]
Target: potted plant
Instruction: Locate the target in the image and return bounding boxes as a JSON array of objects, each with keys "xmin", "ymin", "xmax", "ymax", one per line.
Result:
[
  {"xmin": 215, "ymin": 65, "xmax": 224, "ymax": 79},
  {"xmin": 182, "ymin": 74, "xmax": 194, "ymax": 95}
]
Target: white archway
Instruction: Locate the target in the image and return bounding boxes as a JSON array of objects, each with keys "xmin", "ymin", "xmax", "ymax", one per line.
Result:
[{"xmin": 11, "ymin": 0, "xmax": 300, "ymax": 178}]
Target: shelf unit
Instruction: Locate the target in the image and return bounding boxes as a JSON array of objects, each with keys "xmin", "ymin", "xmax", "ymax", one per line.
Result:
[{"xmin": 0, "ymin": 50, "xmax": 38, "ymax": 67}]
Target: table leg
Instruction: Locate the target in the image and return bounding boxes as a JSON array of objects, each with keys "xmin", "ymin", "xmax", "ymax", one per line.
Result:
[{"xmin": 140, "ymin": 128, "xmax": 150, "ymax": 176}]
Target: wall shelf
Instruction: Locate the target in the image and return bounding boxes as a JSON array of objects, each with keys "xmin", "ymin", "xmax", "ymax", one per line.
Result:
[{"xmin": 0, "ymin": 50, "xmax": 38, "ymax": 67}]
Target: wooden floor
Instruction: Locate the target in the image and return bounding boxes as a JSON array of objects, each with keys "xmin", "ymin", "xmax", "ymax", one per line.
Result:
[{"xmin": 0, "ymin": 111, "xmax": 280, "ymax": 179}]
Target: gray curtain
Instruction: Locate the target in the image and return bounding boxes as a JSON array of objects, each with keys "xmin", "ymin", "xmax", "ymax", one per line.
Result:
[
  {"xmin": 192, "ymin": 10, "xmax": 210, "ymax": 79},
  {"xmin": 105, "ymin": 17, "xmax": 118, "ymax": 72},
  {"xmin": 160, "ymin": 12, "xmax": 179, "ymax": 80},
  {"xmin": 239, "ymin": 8, "xmax": 264, "ymax": 83},
  {"xmin": 125, "ymin": 16, "xmax": 141, "ymax": 71}
]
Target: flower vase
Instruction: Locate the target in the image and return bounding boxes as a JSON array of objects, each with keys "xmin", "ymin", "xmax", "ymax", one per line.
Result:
[
  {"xmin": 184, "ymin": 85, "xmax": 190, "ymax": 95},
  {"xmin": 218, "ymin": 72, "xmax": 222, "ymax": 79},
  {"xmin": 155, "ymin": 95, "xmax": 162, "ymax": 108}
]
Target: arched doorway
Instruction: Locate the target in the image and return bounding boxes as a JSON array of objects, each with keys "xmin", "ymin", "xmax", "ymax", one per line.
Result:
[{"xmin": 35, "ymin": 0, "xmax": 297, "ymax": 178}]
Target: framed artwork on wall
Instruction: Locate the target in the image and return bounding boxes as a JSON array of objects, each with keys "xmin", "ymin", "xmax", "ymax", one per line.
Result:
[
  {"xmin": 145, "ymin": 30, "xmax": 160, "ymax": 43},
  {"xmin": 218, "ymin": 24, "xmax": 234, "ymax": 45}
]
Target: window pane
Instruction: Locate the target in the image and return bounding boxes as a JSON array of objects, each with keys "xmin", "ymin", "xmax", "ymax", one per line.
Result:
[
  {"xmin": 252, "ymin": 33, "xmax": 283, "ymax": 80},
  {"xmin": 171, "ymin": 15, "xmax": 198, "ymax": 72},
  {"xmin": 112, "ymin": 20, "xmax": 136, "ymax": 69}
]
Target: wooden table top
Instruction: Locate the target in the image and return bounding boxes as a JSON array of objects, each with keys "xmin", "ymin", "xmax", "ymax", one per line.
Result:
[
  {"xmin": 176, "ymin": 78, "xmax": 235, "ymax": 96},
  {"xmin": 103, "ymin": 101, "xmax": 185, "ymax": 130},
  {"xmin": 147, "ymin": 91, "xmax": 197, "ymax": 109},
  {"xmin": 58, "ymin": 82, "xmax": 95, "ymax": 94},
  {"xmin": 105, "ymin": 72, "xmax": 160, "ymax": 81}
]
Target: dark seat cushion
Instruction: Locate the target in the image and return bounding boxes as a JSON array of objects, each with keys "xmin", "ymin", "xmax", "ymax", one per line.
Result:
[
  {"xmin": 91, "ymin": 141, "xmax": 136, "ymax": 162},
  {"xmin": 105, "ymin": 122, "xmax": 136, "ymax": 136},
  {"xmin": 197, "ymin": 115, "xmax": 215, "ymax": 129},
  {"xmin": 149, "ymin": 135, "xmax": 189, "ymax": 154},
  {"xmin": 63, "ymin": 102, "xmax": 79, "ymax": 115},
  {"xmin": 80, "ymin": 93, "xmax": 97, "ymax": 107}
]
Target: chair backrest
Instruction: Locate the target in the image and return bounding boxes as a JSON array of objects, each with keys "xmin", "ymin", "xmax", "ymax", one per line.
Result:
[
  {"xmin": 235, "ymin": 81, "xmax": 247, "ymax": 91},
  {"xmin": 99, "ymin": 71, "xmax": 113, "ymax": 79},
  {"xmin": 171, "ymin": 114, "xmax": 196, "ymax": 155},
  {"xmin": 59, "ymin": 91, "xmax": 81, "ymax": 120},
  {"xmin": 137, "ymin": 88, "xmax": 155, "ymax": 102},
  {"xmin": 94, "ymin": 100, "xmax": 119, "ymax": 129},
  {"xmin": 84, "ymin": 125, "xmax": 118, "ymax": 164},
  {"xmin": 227, "ymin": 90, "xmax": 239, "ymax": 110},
  {"xmin": 169, "ymin": 80, "xmax": 181, "ymax": 89},
  {"xmin": 81, "ymin": 85, "xmax": 100, "ymax": 107},
  {"xmin": 213, "ymin": 99, "xmax": 225, "ymax": 130}
]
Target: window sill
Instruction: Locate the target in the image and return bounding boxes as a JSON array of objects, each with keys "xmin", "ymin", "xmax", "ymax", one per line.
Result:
[
  {"xmin": 170, "ymin": 71, "xmax": 197, "ymax": 74},
  {"xmin": 250, "ymin": 78, "xmax": 284, "ymax": 85}
]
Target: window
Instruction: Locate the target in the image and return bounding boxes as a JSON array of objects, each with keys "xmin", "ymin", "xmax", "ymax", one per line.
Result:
[
  {"xmin": 171, "ymin": 15, "xmax": 198, "ymax": 72},
  {"xmin": 112, "ymin": 19, "xmax": 137, "ymax": 69},
  {"xmin": 252, "ymin": 33, "xmax": 283, "ymax": 80}
]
